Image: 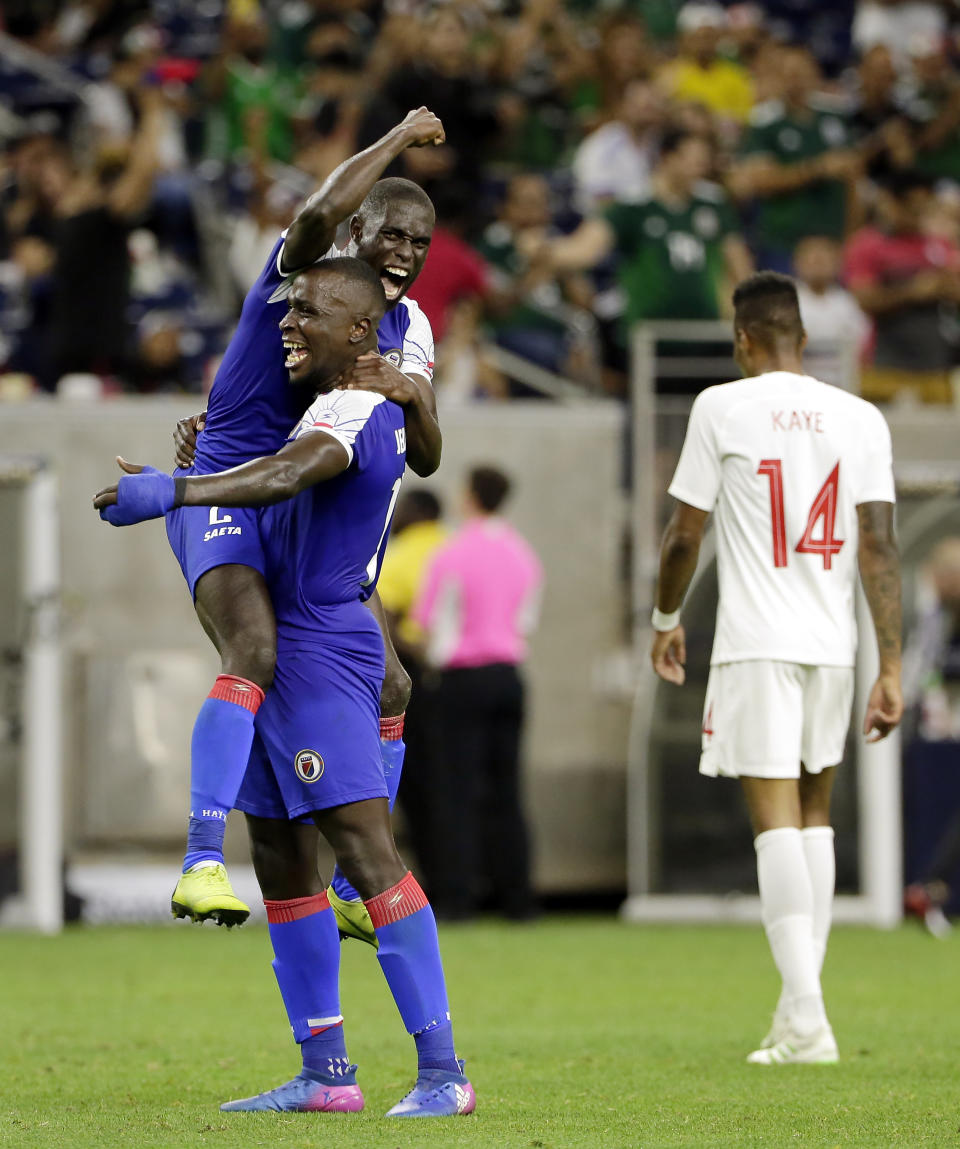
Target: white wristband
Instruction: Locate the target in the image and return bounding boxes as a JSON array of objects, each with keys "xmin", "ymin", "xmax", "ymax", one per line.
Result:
[{"xmin": 652, "ymin": 607, "xmax": 680, "ymax": 632}]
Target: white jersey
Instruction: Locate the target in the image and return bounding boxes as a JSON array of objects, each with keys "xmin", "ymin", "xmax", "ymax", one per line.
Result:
[{"xmin": 669, "ymin": 372, "xmax": 895, "ymax": 667}]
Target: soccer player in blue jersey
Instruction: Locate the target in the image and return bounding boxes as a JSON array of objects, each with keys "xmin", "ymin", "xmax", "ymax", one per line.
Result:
[
  {"xmin": 158, "ymin": 110, "xmax": 444, "ymax": 932},
  {"xmin": 94, "ymin": 257, "xmax": 475, "ymax": 1119}
]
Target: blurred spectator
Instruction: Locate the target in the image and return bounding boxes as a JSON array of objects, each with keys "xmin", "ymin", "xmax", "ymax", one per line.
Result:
[
  {"xmin": 377, "ymin": 489, "xmax": 449, "ymax": 899},
  {"xmin": 731, "ymin": 47, "xmax": 858, "ymax": 271},
  {"xmin": 126, "ymin": 313, "xmax": 192, "ymax": 393},
  {"xmin": 413, "ymin": 466, "xmax": 543, "ymax": 921},
  {"xmin": 572, "ymin": 78, "xmax": 663, "ymax": 214},
  {"xmin": 84, "ymin": 26, "xmax": 189, "ymax": 174},
  {"xmin": 205, "ymin": 15, "xmax": 304, "ymax": 164},
  {"xmin": 479, "ymin": 173, "xmax": 599, "ymax": 383},
  {"xmin": 38, "ymin": 89, "xmax": 164, "ymax": 390},
  {"xmin": 360, "ymin": 7, "xmax": 499, "ymax": 201},
  {"xmin": 852, "ymin": 0, "xmax": 946, "ymax": 70},
  {"xmin": 289, "ymin": 24, "xmax": 368, "ymax": 183},
  {"xmin": 904, "ymin": 538, "xmax": 960, "ymax": 741},
  {"xmin": 845, "ymin": 173, "xmax": 960, "ymax": 403},
  {"xmin": 3, "ymin": 131, "xmax": 65, "ymax": 248},
  {"xmin": 228, "ymin": 178, "xmax": 299, "ymax": 297},
  {"xmin": 405, "ymin": 185, "xmax": 491, "ymax": 346},
  {"xmin": 492, "ymin": 0, "xmax": 593, "ymax": 171},
  {"xmin": 572, "ymin": 13, "xmax": 653, "ymax": 129},
  {"xmin": 905, "ymin": 35, "xmax": 960, "ymax": 184},
  {"xmin": 755, "ymin": 0, "xmax": 855, "ymax": 78},
  {"xmin": 657, "ymin": 3, "xmax": 755, "ymax": 129},
  {"xmin": 793, "ymin": 235, "xmax": 869, "ymax": 388},
  {"xmin": 902, "ymin": 537, "xmax": 960, "ymax": 935},
  {"xmin": 847, "ymin": 45, "xmax": 916, "ymax": 184},
  {"xmin": 540, "ymin": 129, "xmax": 752, "ymax": 373},
  {"xmin": 4, "ymin": 0, "xmax": 959, "ymax": 403}
]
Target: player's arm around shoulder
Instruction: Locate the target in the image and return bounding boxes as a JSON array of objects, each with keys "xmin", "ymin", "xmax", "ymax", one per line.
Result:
[
  {"xmin": 93, "ymin": 430, "xmax": 353, "ymax": 524},
  {"xmin": 338, "ymin": 354, "xmax": 441, "ymax": 477}
]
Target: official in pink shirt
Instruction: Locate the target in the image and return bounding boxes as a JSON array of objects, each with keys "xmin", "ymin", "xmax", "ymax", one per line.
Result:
[{"xmin": 412, "ymin": 465, "xmax": 543, "ymax": 921}]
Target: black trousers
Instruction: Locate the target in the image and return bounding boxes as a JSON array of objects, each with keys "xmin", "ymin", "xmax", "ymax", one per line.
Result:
[
  {"xmin": 432, "ymin": 663, "xmax": 536, "ymax": 919},
  {"xmin": 395, "ymin": 662, "xmax": 446, "ymax": 899}
]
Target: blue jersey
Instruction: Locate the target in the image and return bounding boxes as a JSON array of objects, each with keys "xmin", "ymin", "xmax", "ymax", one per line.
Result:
[
  {"xmin": 259, "ymin": 388, "xmax": 408, "ymax": 645},
  {"xmin": 195, "ymin": 236, "xmax": 434, "ymax": 476}
]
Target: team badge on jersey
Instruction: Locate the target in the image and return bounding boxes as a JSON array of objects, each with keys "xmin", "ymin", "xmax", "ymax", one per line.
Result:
[
  {"xmin": 382, "ymin": 348, "xmax": 403, "ymax": 368},
  {"xmin": 294, "ymin": 749, "xmax": 325, "ymax": 783}
]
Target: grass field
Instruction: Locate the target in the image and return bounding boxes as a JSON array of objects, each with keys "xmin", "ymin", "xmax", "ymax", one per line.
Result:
[{"xmin": 2, "ymin": 918, "xmax": 958, "ymax": 1148}]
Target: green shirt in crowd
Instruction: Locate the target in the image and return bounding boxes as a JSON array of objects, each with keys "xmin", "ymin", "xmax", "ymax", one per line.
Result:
[
  {"xmin": 740, "ymin": 98, "xmax": 851, "ymax": 255},
  {"xmin": 908, "ymin": 85, "xmax": 960, "ymax": 183},
  {"xmin": 479, "ymin": 224, "xmax": 568, "ymax": 336},
  {"xmin": 208, "ymin": 58, "xmax": 303, "ymax": 163},
  {"xmin": 605, "ymin": 182, "xmax": 737, "ymax": 328}
]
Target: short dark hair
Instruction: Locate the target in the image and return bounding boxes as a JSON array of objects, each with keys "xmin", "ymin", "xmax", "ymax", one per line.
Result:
[
  {"xmin": 468, "ymin": 465, "xmax": 511, "ymax": 513},
  {"xmin": 659, "ymin": 127, "xmax": 700, "ymax": 159},
  {"xmin": 358, "ymin": 178, "xmax": 435, "ymax": 228},
  {"xmin": 732, "ymin": 271, "xmax": 803, "ymax": 347},
  {"xmin": 304, "ymin": 256, "xmax": 386, "ymax": 318},
  {"xmin": 403, "ymin": 488, "xmax": 443, "ymax": 521}
]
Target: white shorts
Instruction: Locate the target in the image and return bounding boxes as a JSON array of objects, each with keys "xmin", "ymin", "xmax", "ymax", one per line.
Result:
[{"xmin": 699, "ymin": 661, "xmax": 855, "ymax": 780}]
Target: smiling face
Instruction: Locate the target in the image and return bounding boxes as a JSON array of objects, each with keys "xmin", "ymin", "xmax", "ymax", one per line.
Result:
[
  {"xmin": 350, "ymin": 198, "xmax": 435, "ymax": 306},
  {"xmin": 279, "ymin": 267, "xmax": 383, "ymax": 391}
]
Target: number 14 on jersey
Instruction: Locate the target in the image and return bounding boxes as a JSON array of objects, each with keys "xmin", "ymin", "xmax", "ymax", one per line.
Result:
[{"xmin": 757, "ymin": 460, "xmax": 844, "ymax": 570}]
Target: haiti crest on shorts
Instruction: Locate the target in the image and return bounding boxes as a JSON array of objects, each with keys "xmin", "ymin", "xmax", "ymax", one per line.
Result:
[{"xmin": 294, "ymin": 749, "xmax": 325, "ymax": 783}]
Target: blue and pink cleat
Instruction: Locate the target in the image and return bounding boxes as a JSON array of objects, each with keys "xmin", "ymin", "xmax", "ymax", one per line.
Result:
[
  {"xmin": 220, "ymin": 1068, "xmax": 364, "ymax": 1113},
  {"xmin": 386, "ymin": 1062, "xmax": 476, "ymax": 1118}
]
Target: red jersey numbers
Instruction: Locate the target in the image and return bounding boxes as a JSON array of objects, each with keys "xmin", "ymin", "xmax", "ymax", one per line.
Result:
[
  {"xmin": 757, "ymin": 460, "xmax": 844, "ymax": 571},
  {"xmin": 757, "ymin": 460, "xmax": 787, "ymax": 568}
]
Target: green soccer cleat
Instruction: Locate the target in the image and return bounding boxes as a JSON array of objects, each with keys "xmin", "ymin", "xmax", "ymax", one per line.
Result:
[
  {"xmin": 327, "ymin": 885, "xmax": 378, "ymax": 948},
  {"xmin": 171, "ymin": 864, "xmax": 250, "ymax": 927}
]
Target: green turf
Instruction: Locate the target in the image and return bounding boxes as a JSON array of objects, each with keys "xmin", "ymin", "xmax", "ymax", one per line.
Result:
[{"xmin": 2, "ymin": 918, "xmax": 957, "ymax": 1148}]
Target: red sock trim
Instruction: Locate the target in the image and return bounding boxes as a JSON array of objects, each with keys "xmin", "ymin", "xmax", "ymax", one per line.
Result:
[
  {"xmin": 264, "ymin": 891, "xmax": 330, "ymax": 924},
  {"xmin": 365, "ymin": 871, "xmax": 428, "ymax": 929},
  {"xmin": 379, "ymin": 713, "xmax": 405, "ymax": 741},
  {"xmin": 209, "ymin": 674, "xmax": 265, "ymax": 715}
]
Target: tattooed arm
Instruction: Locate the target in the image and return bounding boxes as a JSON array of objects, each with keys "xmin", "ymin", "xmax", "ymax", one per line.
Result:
[{"xmin": 857, "ymin": 500, "xmax": 903, "ymax": 741}]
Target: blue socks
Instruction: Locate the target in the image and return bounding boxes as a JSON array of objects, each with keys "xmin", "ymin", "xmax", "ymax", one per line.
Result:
[
  {"xmin": 413, "ymin": 1019, "xmax": 458, "ymax": 1072},
  {"xmin": 331, "ymin": 724, "xmax": 406, "ymax": 902},
  {"xmin": 183, "ymin": 675, "xmax": 264, "ymax": 873},
  {"xmin": 265, "ymin": 892, "xmax": 355, "ymax": 1084},
  {"xmin": 366, "ymin": 872, "xmax": 460, "ymax": 1075}
]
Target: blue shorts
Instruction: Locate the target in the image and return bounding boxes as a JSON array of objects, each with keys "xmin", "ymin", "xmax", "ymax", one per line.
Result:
[
  {"xmin": 235, "ymin": 602, "xmax": 387, "ymax": 821},
  {"xmin": 165, "ymin": 469, "xmax": 266, "ymax": 598}
]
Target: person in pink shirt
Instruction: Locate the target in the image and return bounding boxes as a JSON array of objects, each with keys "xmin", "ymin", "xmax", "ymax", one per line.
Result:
[{"xmin": 413, "ymin": 465, "xmax": 543, "ymax": 921}]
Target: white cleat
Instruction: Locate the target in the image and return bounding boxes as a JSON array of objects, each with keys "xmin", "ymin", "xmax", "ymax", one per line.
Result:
[
  {"xmin": 747, "ymin": 1025, "xmax": 838, "ymax": 1065},
  {"xmin": 758, "ymin": 1008, "xmax": 792, "ymax": 1050}
]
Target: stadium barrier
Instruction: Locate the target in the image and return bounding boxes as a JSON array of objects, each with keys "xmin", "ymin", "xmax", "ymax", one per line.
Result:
[{"xmin": 0, "ymin": 398, "xmax": 629, "ymax": 927}]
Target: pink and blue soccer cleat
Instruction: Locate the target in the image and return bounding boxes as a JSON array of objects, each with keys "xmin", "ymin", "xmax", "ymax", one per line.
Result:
[
  {"xmin": 385, "ymin": 1061, "xmax": 476, "ymax": 1118},
  {"xmin": 220, "ymin": 1069, "xmax": 364, "ymax": 1113}
]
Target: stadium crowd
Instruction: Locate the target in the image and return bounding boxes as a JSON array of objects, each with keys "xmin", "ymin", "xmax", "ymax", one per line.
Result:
[{"xmin": 3, "ymin": 0, "xmax": 960, "ymax": 403}]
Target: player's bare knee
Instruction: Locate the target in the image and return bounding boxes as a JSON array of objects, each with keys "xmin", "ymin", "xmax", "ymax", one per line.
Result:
[{"xmin": 336, "ymin": 838, "xmax": 404, "ymax": 901}]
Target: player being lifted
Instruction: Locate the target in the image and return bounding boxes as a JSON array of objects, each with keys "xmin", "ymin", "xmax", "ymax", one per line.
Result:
[
  {"xmin": 651, "ymin": 272, "xmax": 903, "ymax": 1065},
  {"xmin": 94, "ymin": 258, "xmax": 475, "ymax": 1118},
  {"xmin": 161, "ymin": 109, "xmax": 444, "ymax": 933}
]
